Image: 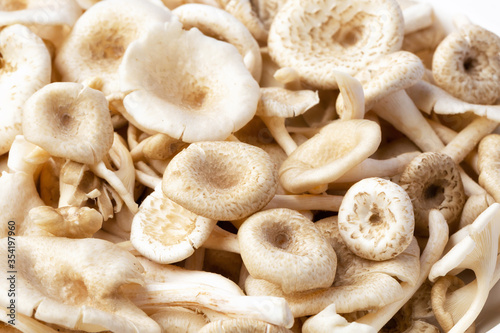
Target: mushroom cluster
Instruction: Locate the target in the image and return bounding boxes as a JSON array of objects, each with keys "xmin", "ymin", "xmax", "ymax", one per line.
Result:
[{"xmin": 1, "ymin": 0, "xmax": 500, "ymax": 332}]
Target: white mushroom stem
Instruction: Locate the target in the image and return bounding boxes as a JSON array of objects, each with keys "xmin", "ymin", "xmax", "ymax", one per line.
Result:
[
  {"xmin": 184, "ymin": 248, "xmax": 206, "ymax": 271},
  {"xmin": 203, "ymin": 226, "xmax": 240, "ymax": 254},
  {"xmin": 0, "ymin": 306, "xmax": 59, "ymax": 333},
  {"xmin": 260, "ymin": 116, "xmax": 298, "ymax": 155},
  {"xmin": 135, "ymin": 170, "xmax": 162, "ymax": 189},
  {"xmin": 334, "ymin": 71, "xmax": 365, "ymax": 120},
  {"xmin": 263, "ymin": 194, "xmax": 343, "ymax": 212},
  {"xmin": 401, "ymin": 1, "xmax": 433, "ymax": 34},
  {"xmin": 356, "ymin": 209, "xmax": 449, "ymax": 330}
]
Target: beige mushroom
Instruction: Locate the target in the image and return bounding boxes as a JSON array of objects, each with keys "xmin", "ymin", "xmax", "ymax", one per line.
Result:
[
  {"xmin": 150, "ymin": 307, "xmax": 208, "ymax": 332},
  {"xmin": 267, "ymin": 0, "xmax": 404, "ymax": 89},
  {"xmin": 23, "ymin": 82, "xmax": 114, "ymax": 165},
  {"xmin": 478, "ymin": 134, "xmax": 500, "ymax": 202},
  {"xmin": 302, "ymin": 304, "xmax": 376, "ymax": 333},
  {"xmin": 279, "ymin": 119, "xmax": 381, "ymax": 194},
  {"xmin": 238, "ymin": 208, "xmax": 337, "ymax": 294},
  {"xmin": 215, "ymin": 0, "xmax": 268, "ymax": 43},
  {"xmin": 0, "ymin": 24, "xmax": 51, "ymax": 155},
  {"xmin": 338, "ymin": 177, "xmax": 415, "ymax": 261},
  {"xmin": 199, "ymin": 318, "xmax": 292, "ymax": 332},
  {"xmin": 162, "ymin": 141, "xmax": 278, "ymax": 220},
  {"xmin": 459, "ymin": 193, "xmax": 496, "ymax": 229},
  {"xmin": 432, "ymin": 24, "xmax": 500, "ymax": 105},
  {"xmin": 0, "ymin": 0, "xmax": 82, "ymax": 27},
  {"xmin": 397, "ymin": 0, "xmax": 433, "ymax": 34},
  {"xmin": 399, "ymin": 152, "xmax": 465, "ymax": 236},
  {"xmin": 0, "ymin": 305, "xmax": 60, "ymax": 333}
]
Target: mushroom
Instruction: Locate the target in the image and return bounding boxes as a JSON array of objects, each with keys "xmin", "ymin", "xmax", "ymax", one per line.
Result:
[
  {"xmin": 267, "ymin": 0, "xmax": 404, "ymax": 89},
  {"xmin": 398, "ymin": 152, "xmax": 465, "ymax": 236},
  {"xmin": 432, "ymin": 24, "xmax": 500, "ymax": 105},
  {"xmin": 162, "ymin": 141, "xmax": 278, "ymax": 221},
  {"xmin": 0, "ymin": 305, "xmax": 60, "ymax": 333},
  {"xmin": 0, "ymin": 0, "xmax": 82, "ymax": 27},
  {"xmin": 131, "ymin": 184, "xmax": 217, "ymax": 264},
  {"xmin": 459, "ymin": 193, "xmax": 495, "ymax": 229},
  {"xmin": 172, "ymin": 3, "xmax": 262, "ymax": 82},
  {"xmin": 262, "ymin": 193, "xmax": 343, "ymax": 212},
  {"xmin": 55, "ymin": 0, "xmax": 171, "ymax": 96},
  {"xmin": 22, "ymin": 82, "xmax": 114, "ymax": 165},
  {"xmin": 119, "ymin": 18, "xmax": 260, "ymax": 142},
  {"xmin": 199, "ymin": 318, "xmax": 293, "ymax": 332},
  {"xmin": 397, "ymin": 0, "xmax": 434, "ymax": 34},
  {"xmin": 338, "ymin": 177, "xmax": 415, "ymax": 261},
  {"xmin": 203, "ymin": 225, "xmax": 240, "ymax": 254},
  {"xmin": 428, "ymin": 203, "xmax": 500, "ymax": 333},
  {"xmin": 478, "ymin": 134, "xmax": 500, "ymax": 202},
  {"xmin": 150, "ymin": 307, "xmax": 208, "ymax": 332},
  {"xmin": 238, "ymin": 208, "xmax": 337, "ymax": 293},
  {"xmin": 279, "ymin": 119, "xmax": 381, "ymax": 194},
  {"xmin": 0, "ymin": 24, "xmax": 51, "ymax": 155},
  {"xmin": 302, "ymin": 304, "xmax": 376, "ymax": 333}
]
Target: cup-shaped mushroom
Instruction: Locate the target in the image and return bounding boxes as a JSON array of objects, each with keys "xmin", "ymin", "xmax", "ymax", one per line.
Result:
[
  {"xmin": 162, "ymin": 141, "xmax": 278, "ymax": 221},
  {"xmin": 338, "ymin": 177, "xmax": 415, "ymax": 261},
  {"xmin": 119, "ymin": 19, "xmax": 260, "ymax": 143},
  {"xmin": 279, "ymin": 119, "xmax": 381, "ymax": 194},
  {"xmin": 0, "ymin": 0, "xmax": 82, "ymax": 27},
  {"xmin": 399, "ymin": 152, "xmax": 465, "ymax": 236},
  {"xmin": 238, "ymin": 209, "xmax": 337, "ymax": 294},
  {"xmin": 268, "ymin": 0, "xmax": 404, "ymax": 89},
  {"xmin": 432, "ymin": 24, "xmax": 500, "ymax": 105},
  {"xmin": 0, "ymin": 24, "xmax": 51, "ymax": 155},
  {"xmin": 55, "ymin": 0, "xmax": 171, "ymax": 96},
  {"xmin": 131, "ymin": 185, "xmax": 217, "ymax": 264},
  {"xmin": 478, "ymin": 134, "xmax": 500, "ymax": 202},
  {"xmin": 22, "ymin": 82, "xmax": 114, "ymax": 165}
]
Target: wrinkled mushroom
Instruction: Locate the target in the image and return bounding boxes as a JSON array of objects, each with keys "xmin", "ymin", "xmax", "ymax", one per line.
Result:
[{"xmin": 478, "ymin": 134, "xmax": 500, "ymax": 202}]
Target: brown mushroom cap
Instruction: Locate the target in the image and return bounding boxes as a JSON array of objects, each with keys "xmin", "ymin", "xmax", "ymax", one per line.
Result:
[
  {"xmin": 478, "ymin": 134, "xmax": 500, "ymax": 202},
  {"xmin": 162, "ymin": 141, "xmax": 278, "ymax": 220},
  {"xmin": 399, "ymin": 152, "xmax": 465, "ymax": 236}
]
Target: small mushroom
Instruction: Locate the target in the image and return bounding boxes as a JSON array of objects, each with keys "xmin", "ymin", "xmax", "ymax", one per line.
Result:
[
  {"xmin": 338, "ymin": 177, "xmax": 415, "ymax": 261},
  {"xmin": 432, "ymin": 24, "xmax": 500, "ymax": 105},
  {"xmin": 238, "ymin": 208, "xmax": 337, "ymax": 293},
  {"xmin": 478, "ymin": 134, "xmax": 500, "ymax": 202},
  {"xmin": 162, "ymin": 141, "xmax": 278, "ymax": 220},
  {"xmin": 398, "ymin": 152, "xmax": 465, "ymax": 236}
]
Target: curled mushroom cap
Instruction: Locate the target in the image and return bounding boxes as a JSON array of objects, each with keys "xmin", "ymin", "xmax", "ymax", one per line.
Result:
[
  {"xmin": 119, "ymin": 18, "xmax": 260, "ymax": 142},
  {"xmin": 131, "ymin": 184, "xmax": 217, "ymax": 264},
  {"xmin": 0, "ymin": 0, "xmax": 82, "ymax": 27},
  {"xmin": 0, "ymin": 24, "xmax": 51, "ymax": 155},
  {"xmin": 338, "ymin": 177, "xmax": 415, "ymax": 261},
  {"xmin": 55, "ymin": 0, "xmax": 171, "ymax": 96},
  {"xmin": 432, "ymin": 24, "xmax": 500, "ymax": 105},
  {"xmin": 399, "ymin": 152, "xmax": 465, "ymax": 236},
  {"xmin": 238, "ymin": 208, "xmax": 336, "ymax": 294},
  {"xmin": 279, "ymin": 119, "xmax": 381, "ymax": 193},
  {"xmin": 22, "ymin": 82, "xmax": 114, "ymax": 165},
  {"xmin": 478, "ymin": 134, "xmax": 500, "ymax": 202},
  {"xmin": 162, "ymin": 141, "xmax": 278, "ymax": 220},
  {"xmin": 268, "ymin": 0, "xmax": 404, "ymax": 89}
]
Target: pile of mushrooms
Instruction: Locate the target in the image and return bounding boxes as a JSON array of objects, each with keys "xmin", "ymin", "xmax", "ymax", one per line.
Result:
[{"xmin": 1, "ymin": 0, "xmax": 500, "ymax": 332}]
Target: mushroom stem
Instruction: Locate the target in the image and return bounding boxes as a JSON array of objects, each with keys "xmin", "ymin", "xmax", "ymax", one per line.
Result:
[
  {"xmin": 261, "ymin": 115, "xmax": 298, "ymax": 155},
  {"xmin": 203, "ymin": 225, "xmax": 240, "ymax": 254},
  {"xmin": 402, "ymin": 1, "xmax": 433, "ymax": 34},
  {"xmin": 356, "ymin": 209, "xmax": 449, "ymax": 330},
  {"xmin": 263, "ymin": 194, "xmax": 343, "ymax": 212},
  {"xmin": 0, "ymin": 306, "xmax": 59, "ymax": 333},
  {"xmin": 184, "ymin": 248, "xmax": 206, "ymax": 271},
  {"xmin": 135, "ymin": 169, "xmax": 162, "ymax": 189}
]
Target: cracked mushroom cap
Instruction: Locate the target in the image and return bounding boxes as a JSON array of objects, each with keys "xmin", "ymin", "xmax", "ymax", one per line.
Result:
[
  {"xmin": 432, "ymin": 24, "xmax": 500, "ymax": 105},
  {"xmin": 131, "ymin": 184, "xmax": 217, "ymax": 264},
  {"xmin": 162, "ymin": 141, "xmax": 278, "ymax": 221},
  {"xmin": 0, "ymin": 237, "xmax": 161, "ymax": 333},
  {"xmin": 0, "ymin": 24, "xmax": 51, "ymax": 155},
  {"xmin": 268, "ymin": 0, "xmax": 404, "ymax": 89},
  {"xmin": 478, "ymin": 134, "xmax": 500, "ymax": 203},
  {"xmin": 338, "ymin": 177, "xmax": 415, "ymax": 261},
  {"xmin": 22, "ymin": 82, "xmax": 114, "ymax": 165},
  {"xmin": 238, "ymin": 208, "xmax": 337, "ymax": 294},
  {"xmin": 0, "ymin": 0, "xmax": 82, "ymax": 27},
  {"xmin": 399, "ymin": 152, "xmax": 465, "ymax": 236},
  {"xmin": 279, "ymin": 119, "xmax": 381, "ymax": 194},
  {"xmin": 55, "ymin": 0, "xmax": 171, "ymax": 96},
  {"xmin": 119, "ymin": 18, "xmax": 260, "ymax": 142}
]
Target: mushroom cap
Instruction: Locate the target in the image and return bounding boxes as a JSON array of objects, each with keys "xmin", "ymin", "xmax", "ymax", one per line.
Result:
[
  {"xmin": 199, "ymin": 319, "xmax": 292, "ymax": 333},
  {"xmin": 478, "ymin": 134, "xmax": 500, "ymax": 202},
  {"xmin": 0, "ymin": 24, "xmax": 51, "ymax": 155},
  {"xmin": 399, "ymin": 152, "xmax": 465, "ymax": 236},
  {"xmin": 0, "ymin": 0, "xmax": 82, "ymax": 27},
  {"xmin": 268, "ymin": 0, "xmax": 404, "ymax": 89},
  {"xmin": 279, "ymin": 119, "xmax": 381, "ymax": 193},
  {"xmin": 432, "ymin": 24, "xmax": 500, "ymax": 105},
  {"xmin": 55, "ymin": 0, "xmax": 171, "ymax": 96},
  {"xmin": 302, "ymin": 304, "xmax": 376, "ymax": 333},
  {"xmin": 131, "ymin": 184, "xmax": 217, "ymax": 264},
  {"xmin": 150, "ymin": 307, "xmax": 208, "ymax": 332},
  {"xmin": 256, "ymin": 87, "xmax": 320, "ymax": 118},
  {"xmin": 162, "ymin": 141, "xmax": 278, "ymax": 220},
  {"xmin": 238, "ymin": 208, "xmax": 337, "ymax": 294},
  {"xmin": 338, "ymin": 177, "xmax": 415, "ymax": 261},
  {"xmin": 22, "ymin": 82, "xmax": 114, "ymax": 165},
  {"xmin": 119, "ymin": 19, "xmax": 260, "ymax": 142}
]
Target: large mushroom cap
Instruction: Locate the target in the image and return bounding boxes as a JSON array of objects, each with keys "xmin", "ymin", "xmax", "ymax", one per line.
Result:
[
  {"xmin": 22, "ymin": 82, "xmax": 114, "ymax": 165},
  {"xmin": 119, "ymin": 19, "xmax": 260, "ymax": 142},
  {"xmin": 162, "ymin": 141, "xmax": 278, "ymax": 221},
  {"xmin": 268, "ymin": 0, "xmax": 404, "ymax": 89}
]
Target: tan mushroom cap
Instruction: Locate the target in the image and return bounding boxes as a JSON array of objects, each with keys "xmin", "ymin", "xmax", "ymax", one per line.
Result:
[
  {"xmin": 238, "ymin": 208, "xmax": 337, "ymax": 294},
  {"xmin": 119, "ymin": 18, "xmax": 260, "ymax": 143},
  {"xmin": 338, "ymin": 177, "xmax": 415, "ymax": 261},
  {"xmin": 430, "ymin": 275, "xmax": 468, "ymax": 333},
  {"xmin": 199, "ymin": 319, "xmax": 292, "ymax": 332},
  {"xmin": 279, "ymin": 119, "xmax": 381, "ymax": 194},
  {"xmin": 478, "ymin": 134, "xmax": 500, "ymax": 202},
  {"xmin": 268, "ymin": 0, "xmax": 404, "ymax": 89},
  {"xmin": 55, "ymin": 0, "xmax": 171, "ymax": 96},
  {"xmin": 432, "ymin": 24, "xmax": 500, "ymax": 105},
  {"xmin": 162, "ymin": 141, "xmax": 278, "ymax": 220},
  {"xmin": 0, "ymin": 24, "xmax": 51, "ymax": 155},
  {"xmin": 150, "ymin": 307, "xmax": 208, "ymax": 332},
  {"xmin": 0, "ymin": 0, "xmax": 82, "ymax": 27},
  {"xmin": 22, "ymin": 82, "xmax": 114, "ymax": 165},
  {"xmin": 131, "ymin": 184, "xmax": 217, "ymax": 264},
  {"xmin": 399, "ymin": 152, "xmax": 465, "ymax": 236}
]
